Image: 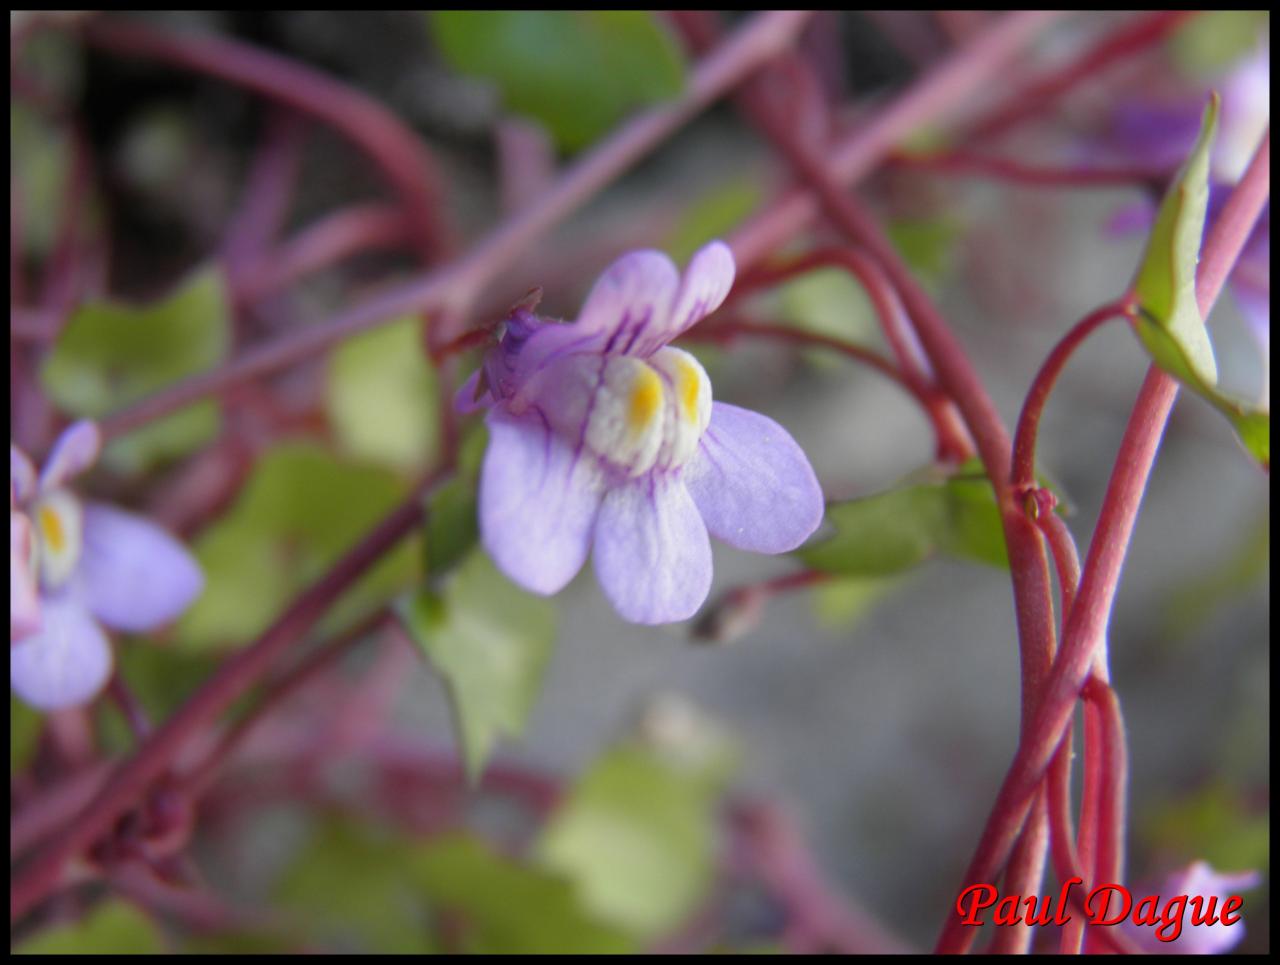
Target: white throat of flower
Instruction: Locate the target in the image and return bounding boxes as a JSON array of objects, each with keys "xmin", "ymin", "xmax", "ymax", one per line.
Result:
[{"xmin": 585, "ymin": 347, "xmax": 712, "ymax": 477}]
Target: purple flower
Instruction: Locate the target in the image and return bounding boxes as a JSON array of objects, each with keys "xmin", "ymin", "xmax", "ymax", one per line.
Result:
[
  {"xmin": 9, "ymin": 421, "xmax": 204, "ymax": 711},
  {"xmin": 1123, "ymin": 861, "xmax": 1262, "ymax": 954},
  {"xmin": 1097, "ymin": 46, "xmax": 1270, "ymax": 378},
  {"xmin": 459, "ymin": 241, "xmax": 824, "ymax": 624}
]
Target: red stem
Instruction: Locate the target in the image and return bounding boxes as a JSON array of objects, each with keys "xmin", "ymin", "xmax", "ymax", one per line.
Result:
[
  {"xmin": 889, "ymin": 151, "xmax": 1167, "ymax": 191},
  {"xmin": 988, "ymin": 790, "xmax": 1048, "ymax": 953},
  {"xmin": 235, "ymin": 204, "xmax": 412, "ymax": 303},
  {"xmin": 178, "ymin": 612, "xmax": 392, "ymax": 798},
  {"xmin": 81, "ymin": 16, "xmax": 452, "ymax": 263},
  {"xmin": 933, "ymin": 129, "xmax": 1269, "ymax": 955},
  {"xmin": 686, "ymin": 318, "xmax": 920, "ymax": 403},
  {"xmin": 221, "ymin": 110, "xmax": 306, "ymax": 287},
  {"xmin": 727, "ymin": 246, "xmax": 974, "ymax": 461},
  {"xmin": 963, "ymin": 11, "xmax": 1198, "ymax": 142},
  {"xmin": 92, "ymin": 10, "xmax": 816, "ymax": 443},
  {"xmin": 10, "ymin": 469, "xmax": 448, "ymax": 923},
  {"xmin": 1011, "ymin": 301, "xmax": 1129, "ymax": 492},
  {"xmin": 728, "ymin": 11, "xmax": 1063, "ymax": 268}
]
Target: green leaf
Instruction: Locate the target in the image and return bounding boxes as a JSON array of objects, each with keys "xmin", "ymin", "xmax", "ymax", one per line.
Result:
[
  {"xmin": 798, "ymin": 486, "xmax": 942, "ymax": 576},
  {"xmin": 11, "ymin": 103, "xmax": 72, "ymax": 258},
  {"xmin": 886, "ymin": 215, "xmax": 960, "ymax": 290},
  {"xmin": 412, "ymin": 835, "xmax": 635, "ymax": 954},
  {"xmin": 812, "ymin": 575, "xmax": 900, "ymax": 631},
  {"xmin": 430, "ymin": 12, "xmax": 686, "ymax": 151},
  {"xmin": 11, "ymin": 696, "xmax": 42, "ymax": 775},
  {"xmin": 40, "ymin": 269, "xmax": 230, "ymax": 473},
  {"xmin": 665, "ymin": 176, "xmax": 763, "ymax": 264},
  {"xmin": 776, "ymin": 268, "xmax": 882, "ymax": 359},
  {"xmin": 14, "ymin": 901, "xmax": 163, "ymax": 955},
  {"xmin": 1168, "ymin": 11, "xmax": 1270, "ymax": 78},
  {"xmin": 938, "ymin": 470, "xmax": 1009, "ymax": 568},
  {"xmin": 177, "ymin": 443, "xmax": 418, "ymax": 651},
  {"xmin": 397, "ymin": 550, "xmax": 555, "ymax": 779},
  {"xmin": 536, "ymin": 744, "xmax": 722, "ymax": 937},
  {"xmin": 327, "ymin": 317, "xmax": 439, "ymax": 472},
  {"xmin": 422, "ymin": 477, "xmax": 479, "ymax": 582},
  {"xmin": 275, "ymin": 819, "xmax": 435, "ymax": 953},
  {"xmin": 1129, "ymin": 95, "xmax": 1271, "ymax": 469},
  {"xmin": 799, "ymin": 466, "xmax": 1008, "ymax": 576},
  {"xmin": 1132, "ymin": 96, "xmax": 1219, "ymax": 390},
  {"xmin": 1143, "ymin": 782, "xmax": 1270, "ymax": 874}
]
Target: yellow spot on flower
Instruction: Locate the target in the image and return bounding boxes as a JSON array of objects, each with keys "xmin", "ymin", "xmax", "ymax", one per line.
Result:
[
  {"xmin": 39, "ymin": 505, "xmax": 65, "ymax": 554},
  {"xmin": 627, "ymin": 368, "xmax": 663, "ymax": 433},
  {"xmin": 678, "ymin": 359, "xmax": 702, "ymax": 422}
]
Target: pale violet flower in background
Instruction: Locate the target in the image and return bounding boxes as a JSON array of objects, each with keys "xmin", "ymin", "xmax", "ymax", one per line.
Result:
[
  {"xmin": 1123, "ymin": 861, "xmax": 1262, "ymax": 954},
  {"xmin": 10, "ymin": 421, "xmax": 204, "ymax": 711},
  {"xmin": 1098, "ymin": 46, "xmax": 1270, "ymax": 399},
  {"xmin": 458, "ymin": 241, "xmax": 824, "ymax": 624}
]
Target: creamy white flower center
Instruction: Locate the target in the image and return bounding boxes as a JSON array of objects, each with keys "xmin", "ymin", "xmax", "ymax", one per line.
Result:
[
  {"xmin": 32, "ymin": 488, "xmax": 83, "ymax": 589},
  {"xmin": 584, "ymin": 347, "xmax": 711, "ymax": 477},
  {"xmin": 513, "ymin": 347, "xmax": 712, "ymax": 479}
]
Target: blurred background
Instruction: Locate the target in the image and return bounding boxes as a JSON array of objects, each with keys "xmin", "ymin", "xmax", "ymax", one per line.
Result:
[{"xmin": 11, "ymin": 10, "xmax": 1268, "ymax": 953}]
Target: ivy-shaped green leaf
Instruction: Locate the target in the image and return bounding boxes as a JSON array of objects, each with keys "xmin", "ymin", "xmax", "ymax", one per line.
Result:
[
  {"xmin": 535, "ymin": 743, "xmax": 724, "ymax": 938},
  {"xmin": 430, "ymin": 12, "xmax": 686, "ymax": 152},
  {"xmin": 327, "ymin": 317, "xmax": 439, "ymax": 472},
  {"xmin": 412, "ymin": 835, "xmax": 635, "ymax": 954},
  {"xmin": 176, "ymin": 443, "xmax": 418, "ymax": 651},
  {"xmin": 798, "ymin": 464, "xmax": 1008, "ymax": 576},
  {"xmin": 1129, "ymin": 95, "xmax": 1269, "ymax": 469},
  {"xmin": 397, "ymin": 550, "xmax": 555, "ymax": 780},
  {"xmin": 275, "ymin": 818, "xmax": 436, "ymax": 953},
  {"xmin": 40, "ymin": 268, "xmax": 231, "ymax": 473}
]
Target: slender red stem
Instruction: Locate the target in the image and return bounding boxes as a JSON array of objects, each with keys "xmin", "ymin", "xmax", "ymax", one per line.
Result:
[
  {"xmin": 933, "ymin": 129, "xmax": 1269, "ymax": 956},
  {"xmin": 963, "ymin": 11, "xmax": 1198, "ymax": 142},
  {"xmin": 80, "ymin": 16, "xmax": 452, "ymax": 262},
  {"xmin": 235, "ymin": 204, "xmax": 412, "ymax": 303},
  {"xmin": 10, "ymin": 469, "xmax": 448, "ymax": 922},
  {"xmin": 92, "ymin": 10, "xmax": 815, "ymax": 443},
  {"xmin": 988, "ymin": 790, "xmax": 1048, "ymax": 953},
  {"xmin": 1011, "ymin": 301, "xmax": 1130, "ymax": 493},
  {"xmin": 889, "ymin": 151, "xmax": 1167, "ymax": 192},
  {"xmin": 686, "ymin": 319, "xmax": 918, "ymax": 401},
  {"xmin": 178, "ymin": 612, "xmax": 392, "ymax": 798}
]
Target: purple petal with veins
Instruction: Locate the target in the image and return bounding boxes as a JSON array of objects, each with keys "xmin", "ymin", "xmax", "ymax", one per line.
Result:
[{"xmin": 75, "ymin": 503, "xmax": 204, "ymax": 633}]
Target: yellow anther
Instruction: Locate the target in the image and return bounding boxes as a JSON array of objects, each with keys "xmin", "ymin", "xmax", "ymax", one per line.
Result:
[
  {"xmin": 39, "ymin": 505, "xmax": 66, "ymax": 553},
  {"xmin": 627, "ymin": 368, "xmax": 663, "ymax": 433}
]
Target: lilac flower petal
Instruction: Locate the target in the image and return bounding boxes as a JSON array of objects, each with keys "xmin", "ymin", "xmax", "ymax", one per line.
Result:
[
  {"xmin": 76, "ymin": 503, "xmax": 204, "ymax": 632},
  {"xmin": 516, "ymin": 250, "xmax": 681, "ymax": 382},
  {"xmin": 575, "ymin": 248, "xmax": 679, "ymax": 351},
  {"xmin": 11, "ymin": 512, "xmax": 40, "ymax": 642},
  {"xmin": 11, "ymin": 446, "xmax": 36, "ymax": 505},
  {"xmin": 593, "ymin": 475, "xmax": 711, "ymax": 624},
  {"xmin": 635, "ymin": 240, "xmax": 735, "ymax": 355},
  {"xmin": 684, "ymin": 402, "xmax": 824, "ymax": 554},
  {"xmin": 480, "ymin": 408, "xmax": 605, "ymax": 595},
  {"xmin": 10, "ymin": 590, "xmax": 111, "ymax": 711},
  {"xmin": 38, "ymin": 420, "xmax": 101, "ymax": 492},
  {"xmin": 1232, "ymin": 275, "xmax": 1270, "ymax": 351},
  {"xmin": 1125, "ymin": 860, "xmax": 1261, "ymax": 955},
  {"xmin": 1104, "ymin": 200, "xmax": 1156, "ymax": 239}
]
